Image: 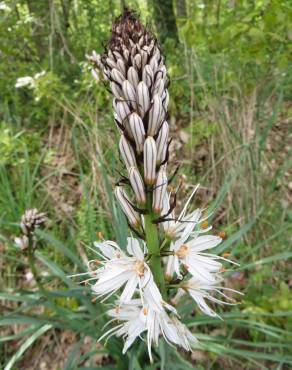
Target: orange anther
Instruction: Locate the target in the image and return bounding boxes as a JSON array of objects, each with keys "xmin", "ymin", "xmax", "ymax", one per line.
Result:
[
  {"xmin": 219, "ymin": 267, "xmax": 226, "ymax": 273},
  {"xmin": 97, "ymin": 231, "xmax": 104, "ymax": 239},
  {"xmin": 143, "ymin": 307, "xmax": 148, "ymax": 316},
  {"xmin": 218, "ymin": 231, "xmax": 227, "ymax": 239},
  {"xmin": 176, "ymin": 244, "xmax": 189, "ymax": 259},
  {"xmin": 134, "ymin": 261, "xmax": 145, "ymax": 276},
  {"xmin": 222, "ymin": 252, "xmax": 231, "ymax": 257},
  {"xmin": 201, "ymin": 220, "xmax": 209, "ymax": 229}
]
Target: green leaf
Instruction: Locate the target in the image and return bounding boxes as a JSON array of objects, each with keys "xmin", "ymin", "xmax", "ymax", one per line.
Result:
[{"xmin": 4, "ymin": 324, "xmax": 52, "ymax": 370}]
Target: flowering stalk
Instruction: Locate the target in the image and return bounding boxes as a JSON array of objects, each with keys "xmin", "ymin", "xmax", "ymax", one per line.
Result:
[
  {"xmin": 144, "ymin": 194, "xmax": 166, "ymax": 298},
  {"xmin": 15, "ymin": 209, "xmax": 46, "ymax": 291},
  {"xmin": 84, "ymin": 9, "xmax": 242, "ymax": 361},
  {"xmin": 89, "ymin": 10, "xmax": 170, "ymax": 294}
]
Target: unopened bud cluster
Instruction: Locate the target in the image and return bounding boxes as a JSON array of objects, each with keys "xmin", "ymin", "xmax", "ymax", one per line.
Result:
[
  {"xmin": 14, "ymin": 209, "xmax": 46, "ymax": 250},
  {"xmin": 90, "ymin": 10, "xmax": 169, "ymax": 228}
]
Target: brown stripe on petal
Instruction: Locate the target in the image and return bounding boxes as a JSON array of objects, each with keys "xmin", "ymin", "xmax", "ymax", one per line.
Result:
[
  {"xmin": 117, "ymin": 59, "xmax": 126, "ymax": 76},
  {"xmin": 152, "ymin": 77, "xmax": 164, "ymax": 97},
  {"xmin": 137, "ymin": 81, "xmax": 150, "ymax": 117},
  {"xmin": 129, "ymin": 167, "xmax": 146, "ymax": 204},
  {"xmin": 127, "ymin": 67, "xmax": 139, "ymax": 88},
  {"xmin": 162, "ymin": 90, "xmax": 169, "ymax": 111},
  {"xmin": 156, "ymin": 121, "xmax": 169, "ymax": 164},
  {"xmin": 149, "ymin": 54, "xmax": 158, "ymax": 73},
  {"xmin": 128, "ymin": 113, "xmax": 145, "ymax": 153},
  {"xmin": 148, "ymin": 94, "xmax": 163, "ymax": 136},
  {"xmin": 143, "ymin": 65, "xmax": 154, "ymax": 88},
  {"xmin": 144, "ymin": 137, "xmax": 157, "ymax": 185},
  {"xmin": 115, "ymin": 186, "xmax": 140, "ymax": 227},
  {"xmin": 110, "ymin": 81, "xmax": 123, "ymax": 99},
  {"xmin": 111, "ymin": 68, "xmax": 125, "ymax": 85},
  {"xmin": 153, "ymin": 167, "xmax": 168, "ymax": 213},
  {"xmin": 106, "ymin": 57, "xmax": 116, "ymax": 69},
  {"xmin": 122, "ymin": 80, "xmax": 137, "ymax": 110},
  {"xmin": 119, "ymin": 135, "xmax": 137, "ymax": 168},
  {"xmin": 140, "ymin": 50, "xmax": 148, "ymax": 69},
  {"xmin": 133, "ymin": 53, "xmax": 142, "ymax": 70},
  {"xmin": 115, "ymin": 100, "xmax": 131, "ymax": 129}
]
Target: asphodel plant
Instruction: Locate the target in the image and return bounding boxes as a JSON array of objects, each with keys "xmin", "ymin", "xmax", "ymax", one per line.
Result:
[{"xmin": 84, "ymin": 10, "xmax": 241, "ymax": 361}]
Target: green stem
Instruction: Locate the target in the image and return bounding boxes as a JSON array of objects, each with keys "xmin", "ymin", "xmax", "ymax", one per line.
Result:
[
  {"xmin": 144, "ymin": 195, "xmax": 167, "ymax": 299},
  {"xmin": 27, "ymin": 242, "xmax": 45, "ymax": 294}
]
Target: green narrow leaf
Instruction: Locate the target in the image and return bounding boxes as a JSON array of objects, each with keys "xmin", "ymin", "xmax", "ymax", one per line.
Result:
[
  {"xmin": 36, "ymin": 251, "xmax": 74, "ymax": 287},
  {"xmin": 36, "ymin": 230, "xmax": 83, "ymax": 268},
  {"xmin": 4, "ymin": 324, "xmax": 52, "ymax": 370}
]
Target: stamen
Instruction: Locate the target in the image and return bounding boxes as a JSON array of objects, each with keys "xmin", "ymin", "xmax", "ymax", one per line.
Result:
[
  {"xmin": 222, "ymin": 252, "xmax": 231, "ymax": 257},
  {"xmin": 201, "ymin": 220, "xmax": 209, "ymax": 229},
  {"xmin": 134, "ymin": 260, "xmax": 145, "ymax": 276},
  {"xmin": 96, "ymin": 231, "xmax": 104, "ymax": 239},
  {"xmin": 175, "ymin": 244, "xmax": 189, "ymax": 259},
  {"xmin": 218, "ymin": 231, "xmax": 227, "ymax": 239}
]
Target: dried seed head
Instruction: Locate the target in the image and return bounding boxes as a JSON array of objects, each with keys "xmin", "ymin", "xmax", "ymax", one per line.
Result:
[{"xmin": 115, "ymin": 186, "xmax": 141, "ymax": 228}]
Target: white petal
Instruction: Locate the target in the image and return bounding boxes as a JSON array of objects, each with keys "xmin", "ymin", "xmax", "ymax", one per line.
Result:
[
  {"xmin": 188, "ymin": 235, "xmax": 222, "ymax": 252},
  {"xmin": 119, "ymin": 274, "xmax": 139, "ymax": 304},
  {"xmin": 143, "ymin": 277, "xmax": 163, "ymax": 313},
  {"xmin": 126, "ymin": 237, "xmax": 144, "ymax": 260}
]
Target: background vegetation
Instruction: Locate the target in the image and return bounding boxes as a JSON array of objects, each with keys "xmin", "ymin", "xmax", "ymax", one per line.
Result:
[{"xmin": 0, "ymin": 0, "xmax": 291, "ymax": 369}]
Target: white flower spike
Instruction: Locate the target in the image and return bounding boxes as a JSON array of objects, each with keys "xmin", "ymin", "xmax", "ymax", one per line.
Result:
[{"xmin": 82, "ymin": 9, "xmax": 242, "ymax": 362}]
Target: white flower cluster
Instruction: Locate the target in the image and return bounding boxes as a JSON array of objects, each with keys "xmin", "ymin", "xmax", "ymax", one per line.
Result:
[
  {"xmin": 78, "ymin": 190, "xmax": 240, "ymax": 360},
  {"xmin": 15, "ymin": 71, "xmax": 46, "ymax": 89},
  {"xmin": 90, "ymin": 237, "xmax": 196, "ymax": 361},
  {"xmin": 81, "ymin": 10, "xmax": 241, "ymax": 361}
]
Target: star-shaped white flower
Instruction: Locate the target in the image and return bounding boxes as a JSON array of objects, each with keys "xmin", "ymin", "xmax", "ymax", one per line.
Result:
[
  {"xmin": 101, "ymin": 299, "xmax": 197, "ymax": 362},
  {"xmin": 167, "ymin": 234, "xmax": 223, "ymax": 281},
  {"xmin": 173, "ymin": 277, "xmax": 243, "ymax": 318},
  {"xmin": 91, "ymin": 237, "xmax": 153, "ymax": 305},
  {"xmin": 162, "ymin": 186, "xmax": 208, "ymax": 240}
]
